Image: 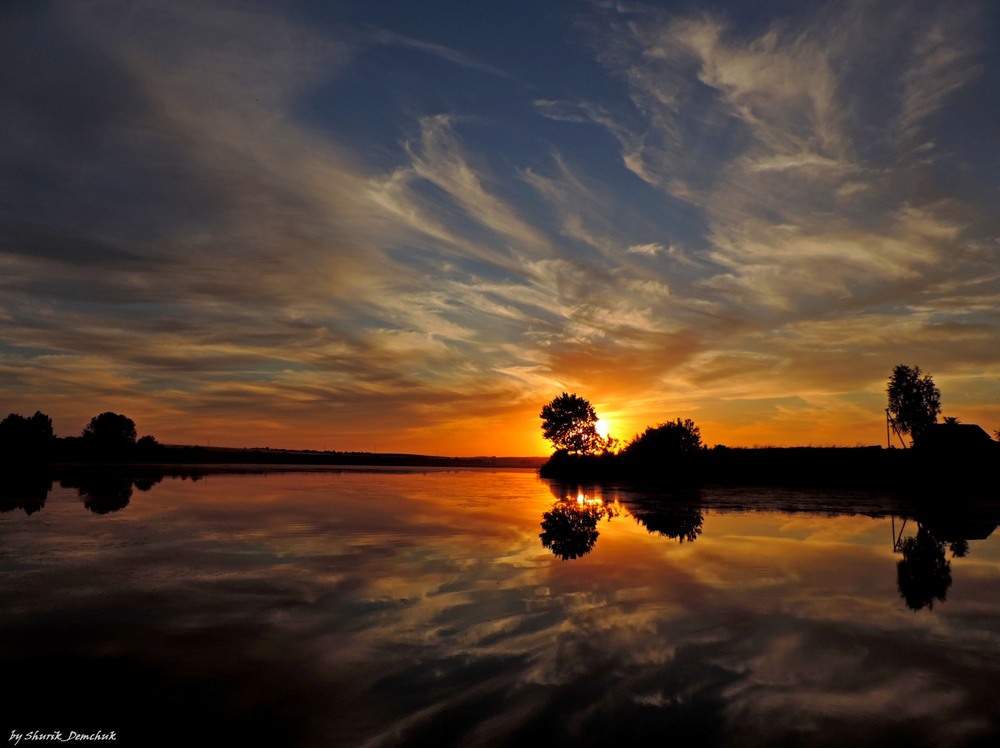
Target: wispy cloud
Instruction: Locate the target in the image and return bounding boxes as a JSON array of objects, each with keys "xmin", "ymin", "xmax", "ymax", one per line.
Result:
[
  {"xmin": 900, "ymin": 9, "xmax": 983, "ymax": 142},
  {"xmin": 368, "ymin": 28, "xmax": 514, "ymax": 79},
  {"xmin": 0, "ymin": 0, "xmax": 997, "ymax": 451}
]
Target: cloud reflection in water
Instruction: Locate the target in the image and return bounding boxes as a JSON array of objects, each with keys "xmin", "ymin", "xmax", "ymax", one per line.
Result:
[{"xmin": 1, "ymin": 470, "xmax": 1000, "ymax": 746}]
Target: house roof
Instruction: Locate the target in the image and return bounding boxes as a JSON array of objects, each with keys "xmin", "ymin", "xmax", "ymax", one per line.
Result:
[{"xmin": 915, "ymin": 423, "xmax": 995, "ymax": 451}]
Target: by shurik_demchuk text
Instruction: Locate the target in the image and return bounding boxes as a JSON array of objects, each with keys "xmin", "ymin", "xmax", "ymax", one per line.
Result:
[{"xmin": 9, "ymin": 731, "xmax": 116, "ymax": 744}]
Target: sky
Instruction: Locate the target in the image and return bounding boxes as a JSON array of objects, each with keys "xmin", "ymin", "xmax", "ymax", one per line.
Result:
[{"xmin": 2, "ymin": 0, "xmax": 999, "ymax": 455}]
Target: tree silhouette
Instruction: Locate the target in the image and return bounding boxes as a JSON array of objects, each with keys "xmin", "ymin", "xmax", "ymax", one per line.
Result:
[
  {"xmin": 135, "ymin": 434, "xmax": 163, "ymax": 460},
  {"xmin": 540, "ymin": 393, "xmax": 604, "ymax": 455},
  {"xmin": 621, "ymin": 419, "xmax": 702, "ymax": 475},
  {"xmin": 887, "ymin": 364, "xmax": 941, "ymax": 444},
  {"xmin": 624, "ymin": 418, "xmax": 701, "ymax": 455},
  {"xmin": 82, "ymin": 412, "xmax": 137, "ymax": 450},
  {"xmin": 0, "ymin": 411, "xmax": 54, "ymax": 462}
]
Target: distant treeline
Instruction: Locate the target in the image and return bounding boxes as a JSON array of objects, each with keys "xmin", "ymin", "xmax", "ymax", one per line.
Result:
[
  {"xmin": 0, "ymin": 410, "xmax": 156, "ymax": 465},
  {"xmin": 0, "ymin": 409, "xmax": 544, "ymax": 469}
]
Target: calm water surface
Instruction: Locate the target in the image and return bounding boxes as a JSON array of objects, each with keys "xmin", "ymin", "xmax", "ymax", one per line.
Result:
[{"xmin": 3, "ymin": 468, "xmax": 1000, "ymax": 747}]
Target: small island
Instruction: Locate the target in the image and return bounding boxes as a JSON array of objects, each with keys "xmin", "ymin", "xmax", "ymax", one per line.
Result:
[{"xmin": 537, "ymin": 364, "xmax": 998, "ymax": 494}]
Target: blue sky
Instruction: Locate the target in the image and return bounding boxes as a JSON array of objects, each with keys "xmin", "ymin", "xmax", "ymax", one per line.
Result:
[{"xmin": 2, "ymin": 0, "xmax": 999, "ymax": 453}]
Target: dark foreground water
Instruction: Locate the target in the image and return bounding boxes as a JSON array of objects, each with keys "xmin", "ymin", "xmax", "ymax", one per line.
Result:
[{"xmin": 2, "ymin": 469, "xmax": 1000, "ymax": 747}]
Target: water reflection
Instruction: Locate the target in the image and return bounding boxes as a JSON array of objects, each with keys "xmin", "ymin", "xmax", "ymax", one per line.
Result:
[
  {"xmin": 540, "ymin": 484, "xmax": 620, "ymax": 560},
  {"xmin": 538, "ymin": 482, "xmax": 999, "ymax": 617},
  {"xmin": 540, "ymin": 483, "xmax": 706, "ymax": 558},
  {"xmin": 0, "ymin": 471, "xmax": 51, "ymax": 515},
  {"xmin": 59, "ymin": 472, "xmax": 165, "ymax": 514},
  {"xmin": 896, "ymin": 526, "xmax": 952, "ymax": 611},
  {"xmin": 893, "ymin": 515, "xmax": 997, "ymax": 611},
  {"xmin": 65, "ymin": 474, "xmax": 135, "ymax": 514},
  {"xmin": 3, "ymin": 471, "xmax": 1000, "ymax": 746},
  {"xmin": 629, "ymin": 501, "xmax": 704, "ymax": 544},
  {"xmin": 0, "ymin": 468, "xmax": 195, "ymax": 515}
]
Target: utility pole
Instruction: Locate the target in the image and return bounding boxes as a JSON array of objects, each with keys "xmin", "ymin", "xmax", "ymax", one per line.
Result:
[{"xmin": 886, "ymin": 409, "xmax": 907, "ymax": 448}]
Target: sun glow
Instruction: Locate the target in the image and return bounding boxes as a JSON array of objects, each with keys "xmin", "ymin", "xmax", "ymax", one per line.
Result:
[{"xmin": 595, "ymin": 418, "xmax": 611, "ymax": 439}]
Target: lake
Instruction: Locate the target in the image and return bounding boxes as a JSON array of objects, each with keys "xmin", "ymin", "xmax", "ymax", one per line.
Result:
[{"xmin": 2, "ymin": 468, "xmax": 1000, "ymax": 747}]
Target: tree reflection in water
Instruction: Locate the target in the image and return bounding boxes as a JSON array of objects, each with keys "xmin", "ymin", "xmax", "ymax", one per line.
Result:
[
  {"xmin": 0, "ymin": 468, "xmax": 201, "ymax": 517},
  {"xmin": 60, "ymin": 472, "xmax": 166, "ymax": 515},
  {"xmin": 540, "ymin": 487, "xmax": 620, "ymax": 560},
  {"xmin": 630, "ymin": 504, "xmax": 704, "ymax": 544},
  {"xmin": 893, "ymin": 513, "xmax": 997, "ymax": 611},
  {"xmin": 62, "ymin": 475, "xmax": 136, "ymax": 514},
  {"xmin": 0, "ymin": 472, "xmax": 51, "ymax": 515},
  {"xmin": 896, "ymin": 526, "xmax": 952, "ymax": 611},
  {"xmin": 540, "ymin": 483, "xmax": 706, "ymax": 559}
]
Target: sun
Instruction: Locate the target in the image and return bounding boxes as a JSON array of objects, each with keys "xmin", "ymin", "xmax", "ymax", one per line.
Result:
[{"xmin": 595, "ymin": 418, "xmax": 611, "ymax": 439}]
